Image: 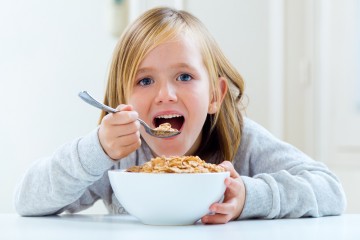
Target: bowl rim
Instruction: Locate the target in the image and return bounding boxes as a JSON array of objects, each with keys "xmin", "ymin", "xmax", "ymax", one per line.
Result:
[{"xmin": 108, "ymin": 169, "xmax": 230, "ymax": 176}]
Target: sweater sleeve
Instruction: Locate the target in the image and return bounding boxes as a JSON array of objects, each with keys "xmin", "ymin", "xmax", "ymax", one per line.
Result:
[
  {"xmin": 236, "ymin": 119, "xmax": 347, "ymax": 219},
  {"xmin": 14, "ymin": 128, "xmax": 116, "ymax": 216}
]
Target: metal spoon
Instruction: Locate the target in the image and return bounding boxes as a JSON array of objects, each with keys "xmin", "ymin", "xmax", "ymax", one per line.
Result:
[{"xmin": 78, "ymin": 91, "xmax": 181, "ymax": 138}]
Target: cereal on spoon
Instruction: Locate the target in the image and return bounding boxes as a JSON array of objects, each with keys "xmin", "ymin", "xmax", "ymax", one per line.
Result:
[{"xmin": 153, "ymin": 123, "xmax": 179, "ymax": 137}]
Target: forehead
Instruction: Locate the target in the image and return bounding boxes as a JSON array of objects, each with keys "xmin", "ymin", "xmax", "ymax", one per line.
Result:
[{"xmin": 138, "ymin": 35, "xmax": 203, "ymax": 68}]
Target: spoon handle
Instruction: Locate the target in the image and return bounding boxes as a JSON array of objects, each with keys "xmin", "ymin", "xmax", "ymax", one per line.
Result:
[
  {"xmin": 79, "ymin": 90, "xmax": 181, "ymax": 138},
  {"xmin": 78, "ymin": 91, "xmax": 117, "ymax": 113}
]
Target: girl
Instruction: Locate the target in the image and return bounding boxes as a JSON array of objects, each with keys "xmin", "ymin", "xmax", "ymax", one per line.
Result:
[{"xmin": 14, "ymin": 7, "xmax": 346, "ymax": 224}]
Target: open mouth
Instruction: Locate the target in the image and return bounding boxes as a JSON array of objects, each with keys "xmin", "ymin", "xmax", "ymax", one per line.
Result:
[{"xmin": 153, "ymin": 114, "xmax": 185, "ymax": 131}]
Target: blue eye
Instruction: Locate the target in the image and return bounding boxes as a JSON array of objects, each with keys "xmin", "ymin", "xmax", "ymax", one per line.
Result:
[
  {"xmin": 176, "ymin": 73, "xmax": 192, "ymax": 82},
  {"xmin": 138, "ymin": 78, "xmax": 154, "ymax": 86}
]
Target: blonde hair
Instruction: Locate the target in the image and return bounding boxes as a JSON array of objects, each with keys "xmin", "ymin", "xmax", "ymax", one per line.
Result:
[{"xmin": 100, "ymin": 7, "xmax": 244, "ymax": 163}]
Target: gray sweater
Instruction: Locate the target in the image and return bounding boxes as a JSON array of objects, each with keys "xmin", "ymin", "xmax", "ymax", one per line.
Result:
[{"xmin": 14, "ymin": 118, "xmax": 346, "ymax": 219}]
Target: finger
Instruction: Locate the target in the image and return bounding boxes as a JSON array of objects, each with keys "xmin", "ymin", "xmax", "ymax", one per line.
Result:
[
  {"xmin": 201, "ymin": 213, "xmax": 231, "ymax": 225},
  {"xmin": 116, "ymin": 131, "xmax": 141, "ymax": 147},
  {"xmin": 113, "ymin": 121, "xmax": 140, "ymax": 136},
  {"xmin": 101, "ymin": 121, "xmax": 140, "ymax": 141},
  {"xmin": 102, "ymin": 111, "xmax": 140, "ymax": 129},
  {"xmin": 224, "ymin": 177, "xmax": 242, "ymax": 196},
  {"xmin": 111, "ymin": 111, "xmax": 139, "ymax": 125},
  {"xmin": 108, "ymin": 138, "xmax": 142, "ymax": 160},
  {"xmin": 103, "ymin": 104, "xmax": 138, "ymax": 125},
  {"xmin": 100, "ymin": 130, "xmax": 139, "ymax": 150},
  {"xmin": 220, "ymin": 161, "xmax": 240, "ymax": 178},
  {"xmin": 115, "ymin": 104, "xmax": 133, "ymax": 111},
  {"xmin": 118, "ymin": 138, "xmax": 142, "ymax": 154},
  {"xmin": 209, "ymin": 201, "xmax": 237, "ymax": 215}
]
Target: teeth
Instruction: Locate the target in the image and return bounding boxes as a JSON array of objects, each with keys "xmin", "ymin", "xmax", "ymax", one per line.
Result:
[{"xmin": 155, "ymin": 114, "xmax": 182, "ymax": 119}]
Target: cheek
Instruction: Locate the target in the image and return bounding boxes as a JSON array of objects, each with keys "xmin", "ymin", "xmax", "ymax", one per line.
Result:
[
  {"xmin": 128, "ymin": 91, "xmax": 149, "ymax": 111},
  {"xmin": 183, "ymin": 86, "xmax": 211, "ymax": 109},
  {"xmin": 182, "ymin": 93, "xmax": 211, "ymax": 126}
]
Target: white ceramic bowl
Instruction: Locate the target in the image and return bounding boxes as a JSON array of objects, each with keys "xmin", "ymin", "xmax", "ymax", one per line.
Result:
[{"xmin": 108, "ymin": 170, "xmax": 229, "ymax": 225}]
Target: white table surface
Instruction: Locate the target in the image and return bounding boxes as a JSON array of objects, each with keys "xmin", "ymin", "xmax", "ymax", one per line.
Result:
[{"xmin": 2, "ymin": 214, "xmax": 360, "ymax": 240}]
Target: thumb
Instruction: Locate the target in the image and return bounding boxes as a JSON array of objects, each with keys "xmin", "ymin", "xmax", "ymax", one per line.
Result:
[
  {"xmin": 115, "ymin": 104, "xmax": 134, "ymax": 112},
  {"xmin": 220, "ymin": 161, "xmax": 240, "ymax": 178}
]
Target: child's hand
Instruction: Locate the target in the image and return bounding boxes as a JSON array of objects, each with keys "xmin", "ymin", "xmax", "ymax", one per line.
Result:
[
  {"xmin": 201, "ymin": 161, "xmax": 246, "ymax": 224},
  {"xmin": 98, "ymin": 104, "xmax": 141, "ymax": 160}
]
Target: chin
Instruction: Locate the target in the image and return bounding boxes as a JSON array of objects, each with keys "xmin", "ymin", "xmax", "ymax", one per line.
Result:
[
  {"xmin": 157, "ymin": 151, "xmax": 187, "ymax": 157},
  {"xmin": 152, "ymin": 147, "xmax": 187, "ymax": 157},
  {"xmin": 144, "ymin": 133, "xmax": 200, "ymax": 157}
]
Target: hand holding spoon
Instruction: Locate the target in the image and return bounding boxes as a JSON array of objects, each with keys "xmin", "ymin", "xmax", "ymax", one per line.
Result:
[{"xmin": 78, "ymin": 91, "xmax": 180, "ymax": 138}]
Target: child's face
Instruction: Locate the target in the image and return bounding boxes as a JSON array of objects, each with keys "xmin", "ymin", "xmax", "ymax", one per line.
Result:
[{"xmin": 129, "ymin": 35, "xmax": 215, "ymax": 157}]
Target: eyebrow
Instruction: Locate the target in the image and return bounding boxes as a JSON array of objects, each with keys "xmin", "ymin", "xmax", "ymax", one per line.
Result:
[
  {"xmin": 171, "ymin": 62, "xmax": 195, "ymax": 70},
  {"xmin": 136, "ymin": 63, "xmax": 197, "ymax": 74},
  {"xmin": 136, "ymin": 67, "xmax": 153, "ymax": 75}
]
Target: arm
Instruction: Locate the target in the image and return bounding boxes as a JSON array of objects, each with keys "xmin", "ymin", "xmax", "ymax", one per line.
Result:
[
  {"xmin": 14, "ymin": 128, "xmax": 115, "ymax": 216},
  {"xmin": 236, "ymin": 118, "xmax": 347, "ymax": 219},
  {"xmin": 14, "ymin": 104, "xmax": 141, "ymax": 216}
]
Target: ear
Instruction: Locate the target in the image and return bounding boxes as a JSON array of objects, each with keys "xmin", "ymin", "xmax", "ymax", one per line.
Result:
[{"xmin": 208, "ymin": 77, "xmax": 228, "ymax": 114}]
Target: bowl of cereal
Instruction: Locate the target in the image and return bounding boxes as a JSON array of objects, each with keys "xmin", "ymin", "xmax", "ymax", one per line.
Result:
[{"xmin": 108, "ymin": 156, "xmax": 229, "ymax": 225}]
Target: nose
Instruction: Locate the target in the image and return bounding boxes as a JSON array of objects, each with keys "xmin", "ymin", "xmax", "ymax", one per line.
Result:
[{"xmin": 154, "ymin": 81, "xmax": 177, "ymax": 104}]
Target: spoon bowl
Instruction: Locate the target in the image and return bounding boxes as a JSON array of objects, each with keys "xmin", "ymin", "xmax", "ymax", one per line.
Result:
[{"xmin": 78, "ymin": 91, "xmax": 181, "ymax": 138}]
